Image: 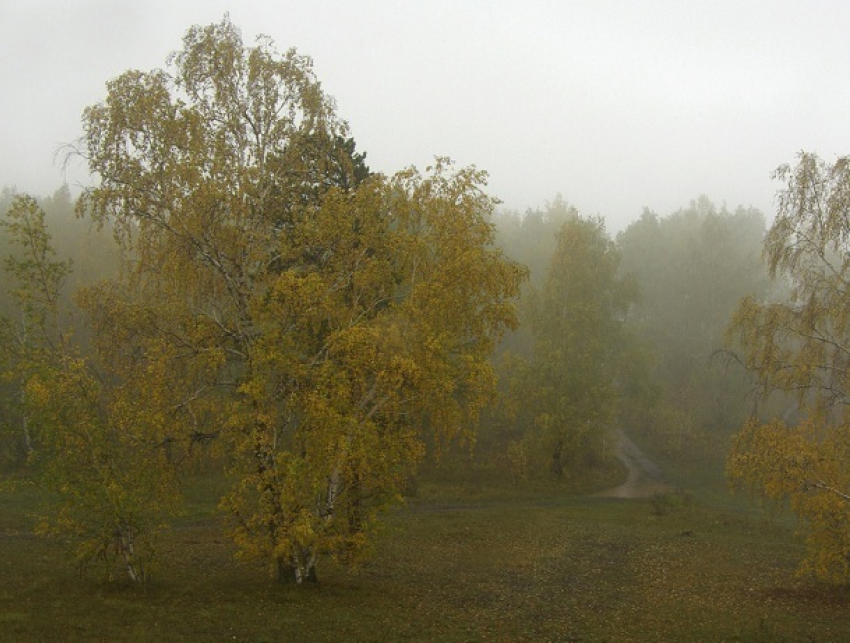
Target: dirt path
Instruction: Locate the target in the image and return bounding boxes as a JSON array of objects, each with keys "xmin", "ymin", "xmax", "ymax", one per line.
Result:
[{"xmin": 594, "ymin": 429, "xmax": 671, "ymax": 498}]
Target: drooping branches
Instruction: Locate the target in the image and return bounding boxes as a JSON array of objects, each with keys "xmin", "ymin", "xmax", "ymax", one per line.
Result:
[{"xmin": 728, "ymin": 152, "xmax": 850, "ymax": 583}]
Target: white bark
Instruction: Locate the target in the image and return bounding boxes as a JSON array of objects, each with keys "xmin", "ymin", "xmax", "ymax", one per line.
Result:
[{"xmin": 116, "ymin": 523, "xmax": 143, "ymax": 583}]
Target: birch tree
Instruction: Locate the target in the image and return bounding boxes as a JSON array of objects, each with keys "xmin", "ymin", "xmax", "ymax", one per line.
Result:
[
  {"xmin": 0, "ymin": 194, "xmax": 72, "ymax": 458},
  {"xmin": 77, "ymin": 17, "xmax": 524, "ymax": 583},
  {"xmin": 0, "ymin": 196, "xmax": 188, "ymax": 582},
  {"xmin": 728, "ymin": 152, "xmax": 850, "ymax": 583}
]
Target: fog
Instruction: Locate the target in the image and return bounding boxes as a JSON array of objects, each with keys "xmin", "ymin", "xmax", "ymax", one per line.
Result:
[
  {"xmin": 4, "ymin": 1, "xmax": 850, "ymax": 230},
  {"xmin": 6, "ymin": 4, "xmax": 850, "ymax": 630}
]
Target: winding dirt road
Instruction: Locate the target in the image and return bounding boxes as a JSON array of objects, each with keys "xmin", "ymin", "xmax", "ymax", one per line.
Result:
[{"xmin": 594, "ymin": 429, "xmax": 671, "ymax": 499}]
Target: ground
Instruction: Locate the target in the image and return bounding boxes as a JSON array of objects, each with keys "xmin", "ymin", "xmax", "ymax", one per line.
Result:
[{"xmin": 1, "ymin": 435, "xmax": 849, "ymax": 641}]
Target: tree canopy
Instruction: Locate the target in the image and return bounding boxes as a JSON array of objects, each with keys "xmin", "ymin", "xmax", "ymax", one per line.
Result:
[{"xmin": 56, "ymin": 16, "xmax": 526, "ymax": 583}]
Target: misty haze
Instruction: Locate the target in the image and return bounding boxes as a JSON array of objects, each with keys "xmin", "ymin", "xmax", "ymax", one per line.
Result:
[{"xmin": 2, "ymin": 4, "xmax": 850, "ymax": 641}]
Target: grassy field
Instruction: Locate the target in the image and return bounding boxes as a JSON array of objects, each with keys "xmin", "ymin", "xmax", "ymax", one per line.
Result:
[{"xmin": 1, "ymin": 454, "xmax": 849, "ymax": 642}]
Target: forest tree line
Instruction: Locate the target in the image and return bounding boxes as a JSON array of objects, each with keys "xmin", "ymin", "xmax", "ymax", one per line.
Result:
[{"xmin": 2, "ymin": 17, "xmax": 849, "ymax": 585}]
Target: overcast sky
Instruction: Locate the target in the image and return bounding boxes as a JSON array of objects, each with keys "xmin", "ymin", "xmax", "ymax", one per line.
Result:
[{"xmin": 3, "ymin": 0, "xmax": 850, "ymax": 231}]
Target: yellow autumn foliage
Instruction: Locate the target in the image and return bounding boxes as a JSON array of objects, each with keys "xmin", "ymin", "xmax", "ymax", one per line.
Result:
[
  {"xmin": 728, "ymin": 152, "xmax": 850, "ymax": 584},
  {"xmin": 70, "ymin": 17, "xmax": 526, "ymax": 584}
]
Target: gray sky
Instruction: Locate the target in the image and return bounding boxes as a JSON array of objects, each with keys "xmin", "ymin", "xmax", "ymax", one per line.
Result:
[{"xmin": 3, "ymin": 0, "xmax": 850, "ymax": 231}]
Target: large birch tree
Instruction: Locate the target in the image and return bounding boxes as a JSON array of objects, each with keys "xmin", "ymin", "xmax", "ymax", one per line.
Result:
[{"xmin": 76, "ymin": 17, "xmax": 524, "ymax": 583}]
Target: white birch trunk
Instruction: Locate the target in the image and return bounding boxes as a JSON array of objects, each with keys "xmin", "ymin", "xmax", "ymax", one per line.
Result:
[{"xmin": 116, "ymin": 523, "xmax": 143, "ymax": 583}]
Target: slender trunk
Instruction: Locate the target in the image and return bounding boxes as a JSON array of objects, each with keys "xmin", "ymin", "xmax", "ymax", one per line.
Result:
[
  {"xmin": 290, "ymin": 547, "xmax": 318, "ymax": 584},
  {"xmin": 116, "ymin": 524, "xmax": 144, "ymax": 583},
  {"xmin": 21, "ymin": 412, "xmax": 32, "ymax": 456},
  {"xmin": 19, "ymin": 316, "xmax": 33, "ymax": 457},
  {"xmin": 251, "ymin": 419, "xmax": 293, "ymax": 585}
]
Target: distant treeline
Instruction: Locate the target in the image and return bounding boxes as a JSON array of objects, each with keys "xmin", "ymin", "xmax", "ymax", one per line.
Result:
[{"xmin": 484, "ymin": 193, "xmax": 782, "ymax": 479}]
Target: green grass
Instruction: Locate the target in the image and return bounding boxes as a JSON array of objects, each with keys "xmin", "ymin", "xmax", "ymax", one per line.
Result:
[{"xmin": 1, "ymin": 458, "xmax": 848, "ymax": 642}]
